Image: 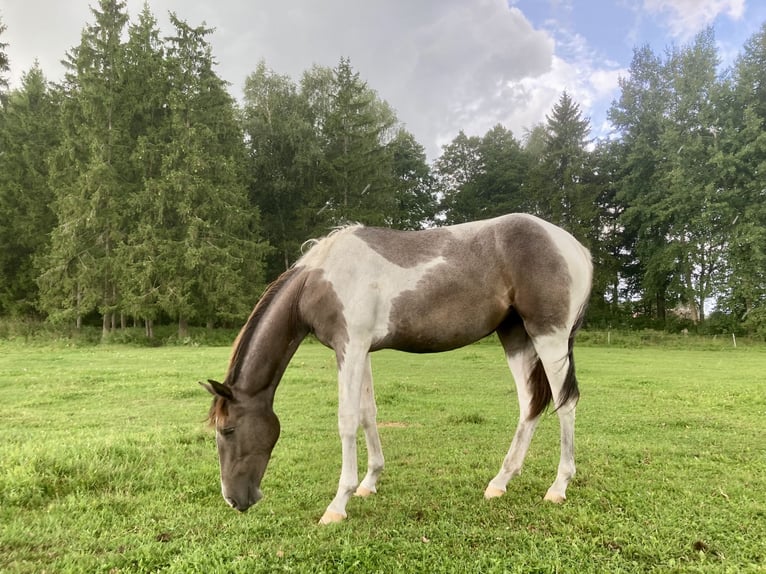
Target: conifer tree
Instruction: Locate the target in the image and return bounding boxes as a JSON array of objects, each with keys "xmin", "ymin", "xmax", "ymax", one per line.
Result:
[
  {"xmin": 41, "ymin": 0, "xmax": 131, "ymax": 334},
  {"xmin": 0, "ymin": 65, "xmax": 59, "ymax": 315},
  {"xmin": 157, "ymin": 14, "xmax": 265, "ymax": 336}
]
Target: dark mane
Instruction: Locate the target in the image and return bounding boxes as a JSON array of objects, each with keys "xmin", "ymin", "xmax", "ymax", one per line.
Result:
[
  {"xmin": 224, "ymin": 266, "xmax": 303, "ymax": 387},
  {"xmin": 206, "ymin": 266, "xmax": 304, "ymax": 427}
]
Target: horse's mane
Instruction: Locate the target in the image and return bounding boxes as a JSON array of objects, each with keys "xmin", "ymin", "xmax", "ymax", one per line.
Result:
[
  {"xmin": 224, "ymin": 265, "xmax": 303, "ymax": 387},
  {"xmin": 207, "ymin": 266, "xmax": 303, "ymax": 427}
]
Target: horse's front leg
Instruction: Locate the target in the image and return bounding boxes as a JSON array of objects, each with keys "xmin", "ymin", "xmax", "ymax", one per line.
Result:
[
  {"xmin": 355, "ymin": 353, "xmax": 384, "ymax": 497},
  {"xmin": 319, "ymin": 346, "xmax": 367, "ymax": 524}
]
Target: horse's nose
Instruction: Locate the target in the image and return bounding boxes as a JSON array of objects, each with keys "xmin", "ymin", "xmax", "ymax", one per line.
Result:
[
  {"xmin": 224, "ymin": 488, "xmax": 262, "ymax": 513},
  {"xmin": 225, "ymin": 496, "xmax": 250, "ymax": 513}
]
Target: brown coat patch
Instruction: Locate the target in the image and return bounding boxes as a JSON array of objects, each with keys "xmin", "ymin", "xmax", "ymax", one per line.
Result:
[
  {"xmin": 299, "ymin": 268, "xmax": 349, "ymax": 365},
  {"xmin": 353, "ymin": 226, "xmax": 452, "ymax": 268},
  {"xmin": 372, "ymin": 215, "xmax": 572, "ymax": 351}
]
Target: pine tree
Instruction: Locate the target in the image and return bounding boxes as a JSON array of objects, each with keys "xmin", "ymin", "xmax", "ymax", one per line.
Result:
[
  {"xmin": 536, "ymin": 91, "xmax": 594, "ymax": 239},
  {"xmin": 113, "ymin": 4, "xmax": 170, "ymax": 337},
  {"xmin": 157, "ymin": 14, "xmax": 266, "ymax": 336},
  {"xmin": 0, "ymin": 17, "xmax": 9, "ymax": 94},
  {"xmin": 306, "ymin": 58, "xmax": 398, "ymax": 232},
  {"xmin": 40, "ymin": 0, "xmax": 131, "ymax": 334},
  {"xmin": 0, "ymin": 65, "xmax": 59, "ymax": 315}
]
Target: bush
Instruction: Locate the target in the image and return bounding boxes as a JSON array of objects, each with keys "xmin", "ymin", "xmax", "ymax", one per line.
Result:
[{"xmin": 743, "ymin": 307, "xmax": 766, "ymax": 341}]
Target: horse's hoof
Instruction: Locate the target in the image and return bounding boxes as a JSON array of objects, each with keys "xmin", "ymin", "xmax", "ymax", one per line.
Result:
[
  {"xmin": 354, "ymin": 486, "xmax": 375, "ymax": 497},
  {"xmin": 484, "ymin": 485, "xmax": 505, "ymax": 499},
  {"xmin": 319, "ymin": 510, "xmax": 346, "ymax": 525},
  {"xmin": 543, "ymin": 491, "xmax": 566, "ymax": 504}
]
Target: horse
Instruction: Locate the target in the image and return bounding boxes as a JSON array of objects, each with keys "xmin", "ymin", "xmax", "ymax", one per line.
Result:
[{"xmin": 201, "ymin": 213, "xmax": 593, "ymax": 524}]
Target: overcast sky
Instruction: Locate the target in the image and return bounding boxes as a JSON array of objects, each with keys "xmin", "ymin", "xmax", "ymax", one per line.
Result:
[{"xmin": 3, "ymin": 0, "xmax": 764, "ymax": 159}]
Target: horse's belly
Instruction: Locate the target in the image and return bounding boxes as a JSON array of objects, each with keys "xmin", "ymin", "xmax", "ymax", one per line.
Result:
[{"xmin": 370, "ymin": 295, "xmax": 508, "ymax": 353}]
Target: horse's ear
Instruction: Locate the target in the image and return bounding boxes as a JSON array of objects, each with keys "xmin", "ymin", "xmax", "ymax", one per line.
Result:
[{"xmin": 199, "ymin": 379, "xmax": 235, "ymax": 401}]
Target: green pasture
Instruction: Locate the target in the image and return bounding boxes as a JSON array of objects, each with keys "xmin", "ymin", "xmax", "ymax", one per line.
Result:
[{"xmin": 1, "ymin": 338, "xmax": 764, "ymax": 573}]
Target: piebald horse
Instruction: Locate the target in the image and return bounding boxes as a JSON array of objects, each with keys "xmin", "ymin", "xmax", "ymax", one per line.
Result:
[{"xmin": 201, "ymin": 213, "xmax": 592, "ymax": 524}]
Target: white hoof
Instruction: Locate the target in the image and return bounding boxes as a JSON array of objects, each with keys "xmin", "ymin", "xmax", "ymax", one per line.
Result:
[
  {"xmin": 484, "ymin": 485, "xmax": 505, "ymax": 499},
  {"xmin": 354, "ymin": 485, "xmax": 375, "ymax": 497},
  {"xmin": 543, "ymin": 491, "xmax": 566, "ymax": 504},
  {"xmin": 319, "ymin": 510, "xmax": 346, "ymax": 525}
]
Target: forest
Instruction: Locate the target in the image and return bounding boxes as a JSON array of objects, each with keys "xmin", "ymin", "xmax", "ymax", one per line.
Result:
[{"xmin": 0, "ymin": 1, "xmax": 765, "ymax": 340}]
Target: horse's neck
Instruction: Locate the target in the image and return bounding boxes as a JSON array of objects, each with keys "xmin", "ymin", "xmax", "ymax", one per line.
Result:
[{"xmin": 237, "ymin": 277, "xmax": 308, "ymax": 398}]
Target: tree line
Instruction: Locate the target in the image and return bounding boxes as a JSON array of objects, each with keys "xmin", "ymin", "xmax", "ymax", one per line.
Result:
[{"xmin": 0, "ymin": 1, "xmax": 765, "ymax": 340}]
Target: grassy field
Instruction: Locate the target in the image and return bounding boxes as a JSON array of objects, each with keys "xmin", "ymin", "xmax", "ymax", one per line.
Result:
[{"xmin": 1, "ymin": 337, "xmax": 764, "ymax": 573}]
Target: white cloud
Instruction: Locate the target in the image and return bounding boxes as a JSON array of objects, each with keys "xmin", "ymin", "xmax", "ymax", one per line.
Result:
[
  {"xmin": 643, "ymin": 0, "xmax": 745, "ymax": 40},
  {"xmin": 1, "ymin": 0, "xmax": 626, "ymax": 159},
  {"xmin": 3, "ymin": 0, "xmax": 561, "ymax": 159}
]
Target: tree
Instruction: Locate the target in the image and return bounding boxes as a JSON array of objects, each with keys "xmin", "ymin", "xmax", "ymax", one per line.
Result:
[
  {"xmin": 435, "ymin": 125, "xmax": 528, "ymax": 224},
  {"xmin": 610, "ymin": 31, "xmax": 726, "ymax": 323},
  {"xmin": 433, "ymin": 130, "xmax": 483, "ymax": 224},
  {"xmin": 386, "ymin": 128, "xmax": 436, "ymax": 229},
  {"xmin": 584, "ymin": 138, "xmax": 629, "ymax": 322},
  {"xmin": 0, "ymin": 17, "xmax": 9, "ymax": 94},
  {"xmin": 241, "ymin": 61, "xmax": 318, "ymax": 277},
  {"xmin": 0, "ymin": 65, "xmax": 59, "ymax": 315},
  {"xmin": 114, "ymin": 3, "xmax": 170, "ymax": 337},
  {"xmin": 609, "ymin": 44, "xmax": 678, "ymax": 320},
  {"xmin": 40, "ymin": 0, "xmax": 132, "ymax": 334},
  {"xmin": 529, "ymin": 91, "xmax": 595, "ymax": 241},
  {"xmin": 658, "ymin": 29, "xmax": 728, "ymax": 322},
  {"xmin": 716, "ymin": 23, "xmax": 766, "ymax": 333},
  {"xmin": 155, "ymin": 13, "xmax": 266, "ymax": 336},
  {"xmin": 306, "ymin": 58, "xmax": 399, "ymax": 232}
]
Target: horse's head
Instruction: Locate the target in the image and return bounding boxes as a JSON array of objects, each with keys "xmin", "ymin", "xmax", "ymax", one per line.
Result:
[{"xmin": 200, "ymin": 379, "xmax": 280, "ymax": 512}]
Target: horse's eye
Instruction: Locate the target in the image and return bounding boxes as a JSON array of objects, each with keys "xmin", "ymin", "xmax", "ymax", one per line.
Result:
[{"xmin": 220, "ymin": 426, "xmax": 235, "ymax": 437}]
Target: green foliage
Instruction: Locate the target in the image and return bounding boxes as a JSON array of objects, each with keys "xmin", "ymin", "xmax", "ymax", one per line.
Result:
[
  {"xmin": 436, "ymin": 125, "xmax": 528, "ymax": 224},
  {"xmin": 0, "ymin": 65, "xmax": 58, "ymax": 316},
  {"xmin": 1, "ymin": 341, "xmax": 764, "ymax": 572},
  {"xmin": 30, "ymin": 2, "xmax": 266, "ymax": 337}
]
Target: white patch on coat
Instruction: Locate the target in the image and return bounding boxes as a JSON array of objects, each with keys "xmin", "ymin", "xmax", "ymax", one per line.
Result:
[{"xmin": 298, "ymin": 226, "xmax": 448, "ymax": 344}]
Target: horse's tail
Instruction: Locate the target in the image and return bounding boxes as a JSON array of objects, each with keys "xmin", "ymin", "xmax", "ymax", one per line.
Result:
[{"xmin": 527, "ymin": 305, "xmax": 587, "ymax": 420}]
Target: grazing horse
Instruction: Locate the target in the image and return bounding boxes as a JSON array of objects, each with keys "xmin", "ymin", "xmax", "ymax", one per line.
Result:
[{"xmin": 201, "ymin": 213, "xmax": 592, "ymax": 524}]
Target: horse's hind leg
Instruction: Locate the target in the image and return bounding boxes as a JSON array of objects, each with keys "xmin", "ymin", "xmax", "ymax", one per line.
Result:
[
  {"xmin": 533, "ymin": 332, "xmax": 578, "ymax": 503},
  {"xmin": 355, "ymin": 353, "xmax": 384, "ymax": 497},
  {"xmin": 485, "ymin": 320, "xmax": 542, "ymax": 498}
]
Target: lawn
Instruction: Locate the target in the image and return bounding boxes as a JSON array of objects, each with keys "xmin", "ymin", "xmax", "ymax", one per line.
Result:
[{"xmin": 1, "ymin": 337, "xmax": 764, "ymax": 573}]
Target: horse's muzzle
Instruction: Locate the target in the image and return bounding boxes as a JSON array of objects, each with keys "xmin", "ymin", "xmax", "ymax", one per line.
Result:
[{"xmin": 224, "ymin": 488, "xmax": 263, "ymax": 513}]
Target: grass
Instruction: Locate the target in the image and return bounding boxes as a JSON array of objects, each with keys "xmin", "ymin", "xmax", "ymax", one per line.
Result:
[{"xmin": 1, "ymin": 337, "xmax": 764, "ymax": 573}]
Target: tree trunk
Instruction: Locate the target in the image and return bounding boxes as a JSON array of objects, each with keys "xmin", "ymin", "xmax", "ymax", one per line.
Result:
[
  {"xmin": 145, "ymin": 318, "xmax": 154, "ymax": 340},
  {"xmin": 76, "ymin": 284, "xmax": 82, "ymax": 330},
  {"xmin": 102, "ymin": 313, "xmax": 111, "ymax": 340},
  {"xmin": 178, "ymin": 316, "xmax": 189, "ymax": 339}
]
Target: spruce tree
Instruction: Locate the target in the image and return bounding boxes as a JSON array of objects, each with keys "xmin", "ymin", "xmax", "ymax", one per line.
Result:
[
  {"xmin": 41, "ymin": 0, "xmax": 131, "ymax": 334},
  {"xmin": 0, "ymin": 65, "xmax": 59, "ymax": 315}
]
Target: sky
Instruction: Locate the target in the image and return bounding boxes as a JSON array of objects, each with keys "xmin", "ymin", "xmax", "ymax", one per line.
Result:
[{"xmin": 3, "ymin": 0, "xmax": 766, "ymax": 160}]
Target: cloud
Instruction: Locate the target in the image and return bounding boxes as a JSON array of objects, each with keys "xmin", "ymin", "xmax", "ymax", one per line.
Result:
[
  {"xmin": 643, "ymin": 0, "xmax": 745, "ymax": 40},
  {"xmin": 203, "ymin": 0, "xmax": 558, "ymax": 159},
  {"xmin": 2, "ymin": 0, "xmax": 626, "ymax": 159},
  {"xmin": 3, "ymin": 0, "xmax": 561, "ymax": 159}
]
